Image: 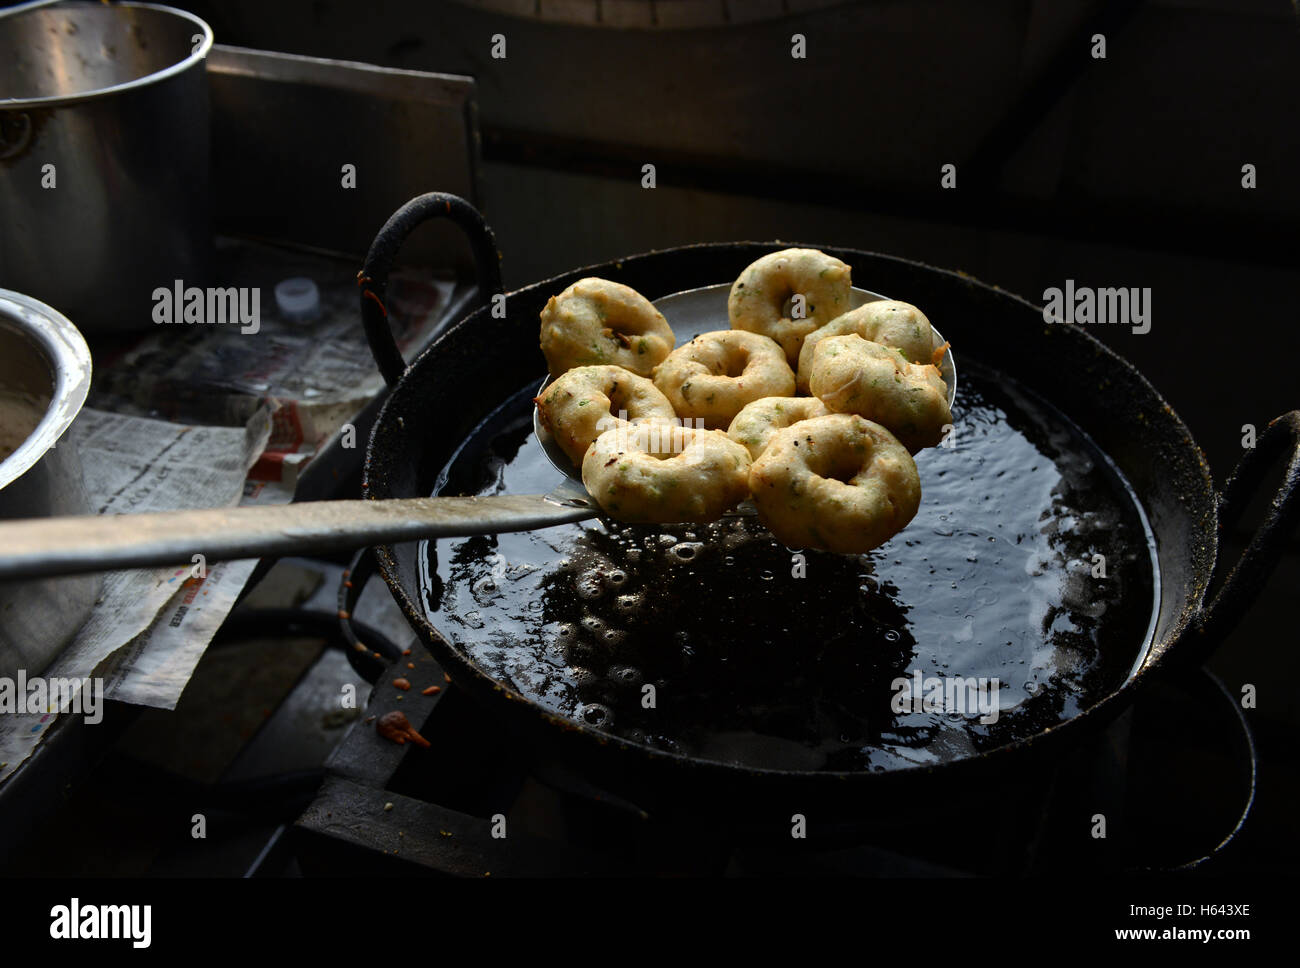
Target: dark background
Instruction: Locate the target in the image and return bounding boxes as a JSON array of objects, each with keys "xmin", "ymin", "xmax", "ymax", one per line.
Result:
[{"xmin": 175, "ymin": 0, "xmax": 1299, "ymax": 474}]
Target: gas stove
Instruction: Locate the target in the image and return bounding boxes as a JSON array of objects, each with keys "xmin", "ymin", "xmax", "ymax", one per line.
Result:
[{"xmin": 291, "ymin": 631, "xmax": 1262, "ymax": 877}]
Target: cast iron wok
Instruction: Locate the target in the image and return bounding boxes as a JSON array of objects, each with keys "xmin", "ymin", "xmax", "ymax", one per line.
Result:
[{"xmin": 355, "ymin": 193, "xmax": 1299, "ymax": 823}]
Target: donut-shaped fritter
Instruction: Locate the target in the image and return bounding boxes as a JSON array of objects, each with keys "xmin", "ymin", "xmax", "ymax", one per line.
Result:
[
  {"xmin": 797, "ymin": 300, "xmax": 936, "ymax": 393},
  {"xmin": 727, "ymin": 248, "xmax": 852, "ymax": 367},
  {"xmin": 809, "ymin": 334, "xmax": 951, "ymax": 453},
  {"xmin": 727, "ymin": 396, "xmax": 831, "ymax": 460},
  {"xmin": 581, "ymin": 422, "xmax": 752, "ymax": 523},
  {"xmin": 749, "ymin": 414, "xmax": 920, "ymax": 554},
  {"xmin": 535, "ymin": 365, "xmax": 677, "ymax": 467},
  {"xmin": 539, "ymin": 278, "xmax": 675, "ymax": 378},
  {"xmin": 653, "ymin": 330, "xmax": 795, "ymax": 429}
]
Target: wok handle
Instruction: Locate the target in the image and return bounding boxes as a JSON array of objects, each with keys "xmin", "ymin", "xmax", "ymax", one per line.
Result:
[
  {"xmin": 0, "ymin": 495, "xmax": 593, "ymax": 581},
  {"xmin": 1193, "ymin": 411, "xmax": 1300, "ymax": 654},
  {"xmin": 359, "ymin": 193, "xmax": 503, "ymax": 387}
]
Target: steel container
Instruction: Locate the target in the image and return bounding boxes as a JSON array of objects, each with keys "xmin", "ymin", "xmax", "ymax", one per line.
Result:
[
  {"xmin": 0, "ymin": 2, "xmax": 214, "ymax": 332},
  {"xmin": 0, "ymin": 288, "xmax": 97, "ymax": 680}
]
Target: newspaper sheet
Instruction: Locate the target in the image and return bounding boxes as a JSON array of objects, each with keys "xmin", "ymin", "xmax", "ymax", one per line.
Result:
[
  {"xmin": 0, "ymin": 408, "xmax": 270, "ymax": 784},
  {"xmin": 0, "ymin": 246, "xmax": 456, "ymax": 787}
]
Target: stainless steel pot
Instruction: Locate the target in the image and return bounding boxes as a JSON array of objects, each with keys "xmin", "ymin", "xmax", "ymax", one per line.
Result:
[
  {"xmin": 0, "ymin": 289, "xmax": 97, "ymax": 680},
  {"xmin": 0, "ymin": 2, "xmax": 214, "ymax": 332}
]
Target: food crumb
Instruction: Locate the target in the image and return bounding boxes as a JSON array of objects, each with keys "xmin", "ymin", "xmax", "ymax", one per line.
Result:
[
  {"xmin": 422, "ymin": 685, "xmax": 442, "ymax": 696},
  {"xmin": 393, "ymin": 677, "xmax": 411, "ymax": 690},
  {"xmin": 376, "ymin": 710, "xmax": 430, "ymax": 747},
  {"xmin": 384, "ymin": 802, "xmax": 394, "ymax": 812}
]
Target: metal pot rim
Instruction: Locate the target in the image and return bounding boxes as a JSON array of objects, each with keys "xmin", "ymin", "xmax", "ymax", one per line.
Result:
[
  {"xmin": 0, "ymin": 289, "xmax": 92, "ymax": 490},
  {"xmin": 0, "ymin": 2, "xmax": 214, "ymax": 109}
]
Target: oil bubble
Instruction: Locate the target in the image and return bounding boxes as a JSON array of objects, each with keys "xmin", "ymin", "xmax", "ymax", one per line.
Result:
[
  {"xmin": 672, "ymin": 542, "xmax": 702, "ymax": 562},
  {"xmin": 576, "ymin": 569, "xmax": 604, "ymax": 599},
  {"xmin": 578, "ymin": 703, "xmax": 613, "ymax": 727}
]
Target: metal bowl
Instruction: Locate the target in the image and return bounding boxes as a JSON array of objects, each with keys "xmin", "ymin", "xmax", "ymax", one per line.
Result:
[{"xmin": 0, "ymin": 289, "xmax": 98, "ymax": 680}]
